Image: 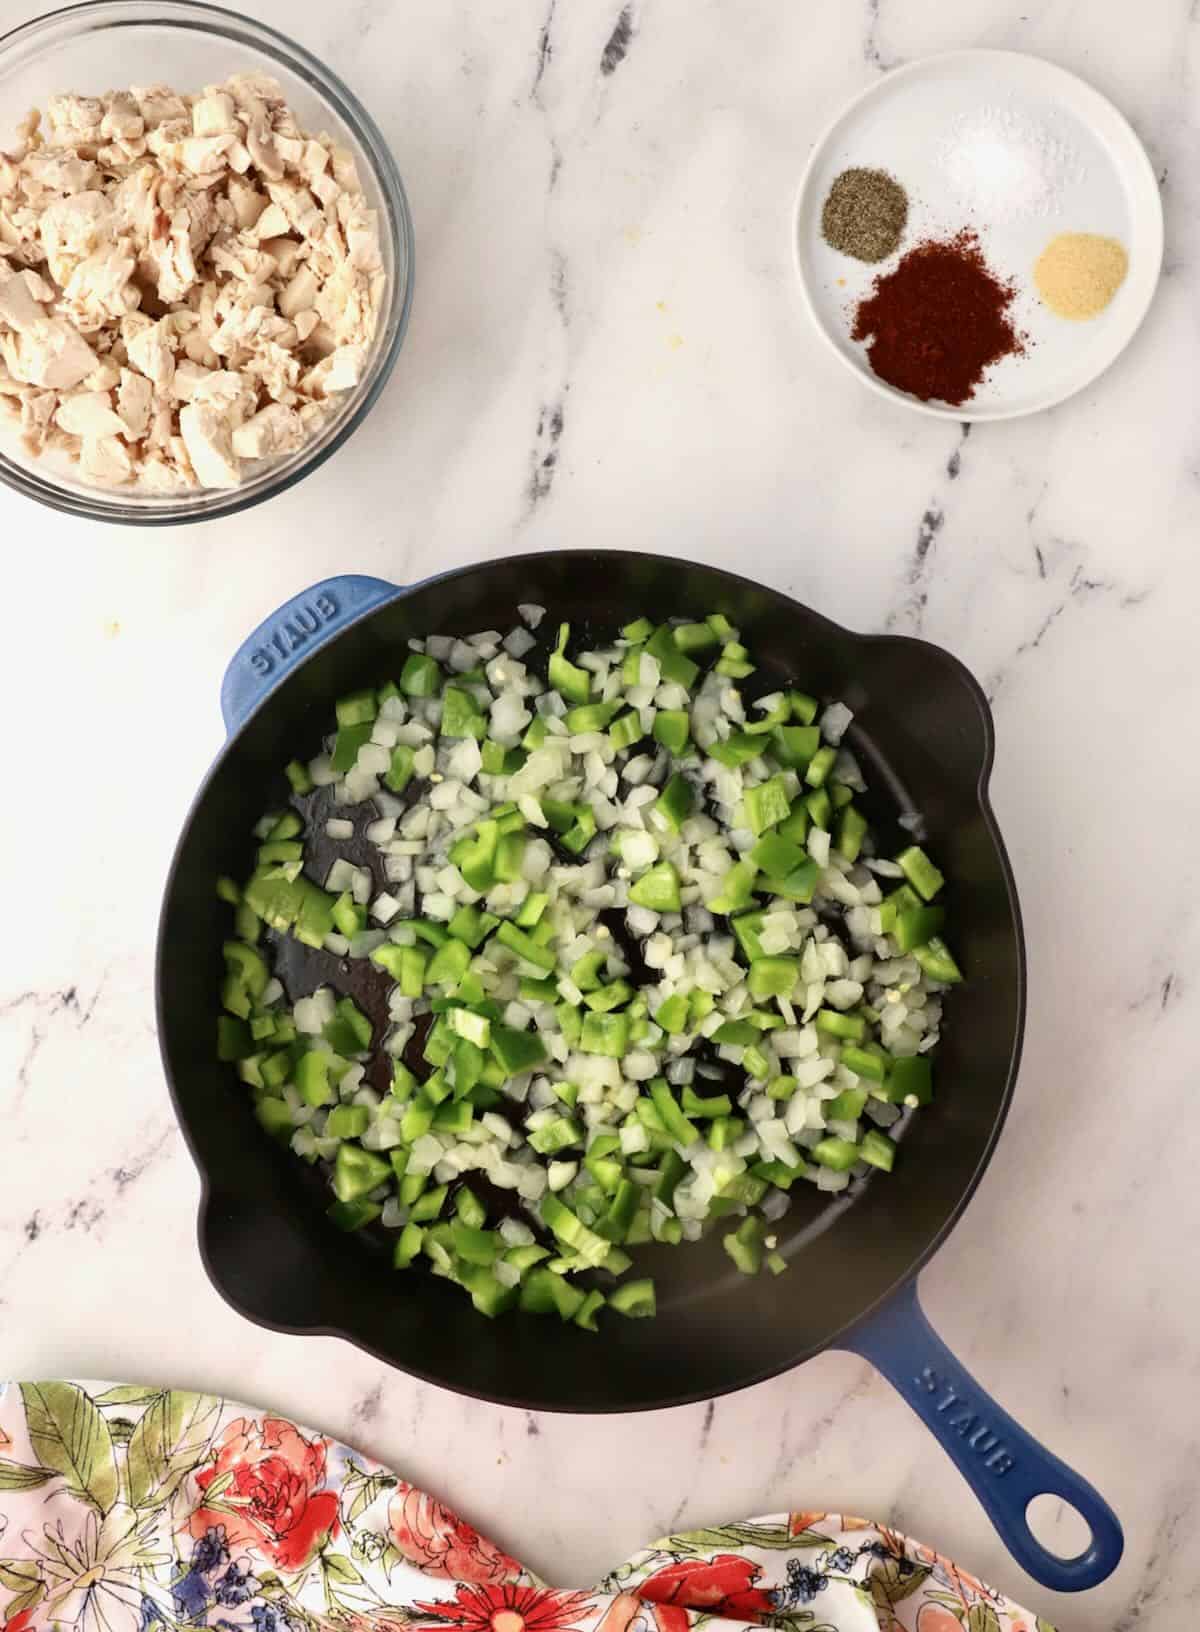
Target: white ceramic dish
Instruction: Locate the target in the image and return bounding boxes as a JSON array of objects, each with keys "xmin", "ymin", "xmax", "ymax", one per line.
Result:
[{"xmin": 793, "ymin": 50, "xmax": 1163, "ymax": 421}]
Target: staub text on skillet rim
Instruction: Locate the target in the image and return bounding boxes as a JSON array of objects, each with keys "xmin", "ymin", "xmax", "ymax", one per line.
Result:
[{"xmin": 156, "ymin": 551, "xmax": 1122, "ymax": 1592}]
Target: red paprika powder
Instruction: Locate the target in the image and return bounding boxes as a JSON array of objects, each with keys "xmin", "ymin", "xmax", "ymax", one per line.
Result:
[{"xmin": 851, "ymin": 230, "xmax": 1023, "ymax": 405}]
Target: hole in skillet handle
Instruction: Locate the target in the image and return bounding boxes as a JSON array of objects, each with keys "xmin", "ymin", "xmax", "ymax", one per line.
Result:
[
  {"xmin": 841, "ymin": 1280, "xmax": 1125, "ymax": 1592},
  {"xmin": 219, "ymin": 575, "xmax": 405, "ymax": 736},
  {"xmin": 1026, "ymin": 1493, "xmax": 1095, "ymax": 1561}
]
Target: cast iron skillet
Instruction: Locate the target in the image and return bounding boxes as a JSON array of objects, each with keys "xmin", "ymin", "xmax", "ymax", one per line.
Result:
[{"xmin": 157, "ymin": 552, "xmax": 1122, "ymax": 1593}]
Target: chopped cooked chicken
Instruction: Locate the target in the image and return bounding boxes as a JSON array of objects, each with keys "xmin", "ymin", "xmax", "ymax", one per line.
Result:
[
  {"xmin": 179, "ymin": 399, "xmax": 239, "ymax": 487},
  {"xmin": 0, "ymin": 73, "xmax": 384, "ymax": 492},
  {"xmin": 55, "ymin": 389, "xmax": 127, "ymax": 438},
  {"xmin": 116, "ymin": 367, "xmax": 152, "ymax": 439},
  {"xmin": 125, "ymin": 318, "xmax": 175, "ymax": 390},
  {"xmin": 232, "ymin": 400, "xmax": 304, "ymax": 460}
]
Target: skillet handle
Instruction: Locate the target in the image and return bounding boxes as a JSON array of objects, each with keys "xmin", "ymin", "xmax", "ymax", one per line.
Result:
[
  {"xmin": 220, "ymin": 574, "xmax": 402, "ymax": 735},
  {"xmin": 840, "ymin": 1280, "xmax": 1123, "ymax": 1592}
]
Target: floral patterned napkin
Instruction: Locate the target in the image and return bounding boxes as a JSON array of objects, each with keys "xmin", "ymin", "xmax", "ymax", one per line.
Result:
[{"xmin": 0, "ymin": 1383, "xmax": 1051, "ymax": 1632}]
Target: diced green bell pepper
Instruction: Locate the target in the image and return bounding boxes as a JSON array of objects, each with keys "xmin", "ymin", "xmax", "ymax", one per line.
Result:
[
  {"xmin": 331, "ymin": 722, "xmax": 373, "ymax": 773},
  {"xmin": 336, "ymin": 688, "xmax": 377, "ymax": 727},
  {"xmin": 805, "ymin": 744, "xmax": 837, "ymax": 788},
  {"xmin": 840, "ymin": 1044, "xmax": 889, "ymax": 1082},
  {"xmin": 323, "ymin": 996, "xmax": 372, "ymax": 1054},
  {"xmin": 520, "ymin": 1267, "xmax": 585, "ymax": 1320},
  {"xmin": 629, "ymin": 861, "xmax": 681, "ymax": 913},
  {"xmin": 653, "ymin": 710, "xmax": 691, "ymax": 753},
  {"xmin": 747, "ymin": 956, "xmax": 799, "ymax": 999},
  {"xmin": 811, "ymin": 1137, "xmax": 860, "ymax": 1171},
  {"xmin": 674, "ymin": 621, "xmax": 719, "ymax": 653},
  {"xmin": 608, "ymin": 1278, "xmax": 656, "ymax": 1318},
  {"xmin": 825, "ymin": 1086, "xmax": 867, "ymax": 1122},
  {"xmin": 426, "ymin": 937, "xmax": 472, "ymax": 986},
  {"xmin": 580, "ymin": 1011, "xmax": 629, "ymax": 1058},
  {"xmin": 649, "ymin": 1078, "xmax": 698, "ymax": 1146},
  {"xmin": 254, "ymin": 1095, "xmax": 292, "ymax": 1141},
  {"xmin": 815, "ymin": 1008, "xmax": 865, "ymax": 1042},
  {"xmin": 583, "ymin": 979, "xmax": 633, "ymax": 1013},
  {"xmin": 653, "ymin": 773, "xmax": 694, "ymax": 830},
  {"xmin": 897, "ymin": 845, "xmax": 945, "ymax": 901},
  {"xmin": 490, "ymin": 1024, "xmax": 548, "ymax": 1075},
  {"xmin": 915, "ymin": 937, "xmax": 962, "ymax": 983},
  {"xmin": 281, "ymin": 754, "xmax": 313, "ymax": 796},
  {"xmin": 441, "ymin": 685, "xmax": 486, "ymax": 739},
  {"xmin": 895, "ymin": 905, "xmax": 946, "ymax": 953},
  {"xmin": 680, "ymin": 1087, "xmax": 732, "ymax": 1118},
  {"xmin": 295, "ymin": 1050, "xmax": 335, "ymax": 1107},
  {"xmin": 326, "ymin": 1104, "xmax": 370, "ymax": 1139},
  {"xmin": 333, "ymin": 1142, "xmax": 392, "ymax": 1202},
  {"xmin": 887, "ymin": 1054, "xmax": 933, "ymax": 1105},
  {"xmin": 217, "ymin": 1015, "xmax": 253, "ymax": 1061},
  {"xmin": 400, "ymin": 652, "xmax": 441, "ymax": 697},
  {"xmin": 708, "ymin": 859, "xmax": 757, "ymax": 915},
  {"xmin": 450, "ymin": 819, "xmax": 499, "ymax": 892},
  {"xmin": 748, "ymin": 832, "xmax": 805, "ymax": 879},
  {"xmin": 645, "ymin": 625, "xmax": 700, "ymax": 689},
  {"xmin": 393, "ymin": 1223, "xmax": 425, "ymax": 1268},
  {"xmin": 548, "ymin": 623, "xmax": 591, "ymax": 705},
  {"xmin": 805, "ymin": 787, "xmax": 832, "ymax": 830},
  {"xmin": 709, "ymin": 732, "xmax": 764, "ymax": 769},
  {"xmin": 332, "ymin": 891, "xmax": 367, "ymax": 938},
  {"xmin": 565, "ymin": 700, "xmax": 620, "ymax": 733},
  {"xmin": 745, "ymin": 775, "xmax": 791, "ymax": 835},
  {"xmin": 609, "ymin": 711, "xmax": 644, "ymax": 751},
  {"xmin": 654, "ymin": 993, "xmax": 690, "ymax": 1035},
  {"xmin": 723, "ymin": 1215, "xmax": 765, "ymax": 1274},
  {"xmin": 385, "ymin": 744, "xmax": 416, "ymax": 793},
  {"xmin": 837, "ymin": 804, "xmax": 868, "ymax": 863},
  {"xmin": 860, "ymin": 1129, "xmax": 897, "ymax": 1171},
  {"xmin": 327, "ymin": 1199, "xmax": 381, "ymax": 1231},
  {"xmin": 771, "ymin": 724, "xmax": 821, "ymax": 767},
  {"xmin": 409, "ymin": 1183, "xmax": 448, "ymax": 1222},
  {"xmin": 495, "ymin": 919, "xmax": 557, "ymax": 972}
]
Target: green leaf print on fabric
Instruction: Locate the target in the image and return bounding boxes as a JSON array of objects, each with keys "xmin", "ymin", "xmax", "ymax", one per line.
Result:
[
  {"xmin": 18, "ymin": 1381, "xmax": 118, "ymax": 1513},
  {"xmin": 0, "ymin": 1460, "xmax": 58, "ymax": 1492},
  {"xmin": 93, "ymin": 1385, "xmax": 165, "ymax": 1408},
  {"xmin": 658, "ymin": 1522, "xmax": 809, "ymax": 1554},
  {"xmin": 125, "ymin": 1389, "xmax": 220, "ymax": 1508},
  {"xmin": 342, "ymin": 1459, "xmax": 399, "ymax": 1524},
  {"xmin": 0, "ymin": 1558, "xmax": 44, "ymax": 1619},
  {"xmin": 967, "ymin": 1606, "xmax": 1004, "ymax": 1632},
  {"xmin": 867, "ymin": 1560, "xmax": 932, "ymax": 1608}
]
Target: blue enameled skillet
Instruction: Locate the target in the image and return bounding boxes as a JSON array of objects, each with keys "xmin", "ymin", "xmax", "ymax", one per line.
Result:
[{"xmin": 156, "ymin": 551, "xmax": 1122, "ymax": 1592}]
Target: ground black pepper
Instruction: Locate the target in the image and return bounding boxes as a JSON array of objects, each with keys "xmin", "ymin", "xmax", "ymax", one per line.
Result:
[
  {"xmin": 850, "ymin": 230, "xmax": 1024, "ymax": 405},
  {"xmin": 821, "ymin": 167, "xmax": 908, "ymax": 262}
]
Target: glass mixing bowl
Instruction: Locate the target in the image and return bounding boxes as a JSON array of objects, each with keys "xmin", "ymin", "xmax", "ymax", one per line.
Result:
[{"xmin": 0, "ymin": 0, "xmax": 414, "ymax": 524}]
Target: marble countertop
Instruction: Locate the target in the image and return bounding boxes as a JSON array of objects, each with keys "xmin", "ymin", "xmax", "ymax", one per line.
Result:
[{"xmin": 2, "ymin": 2, "xmax": 1197, "ymax": 1627}]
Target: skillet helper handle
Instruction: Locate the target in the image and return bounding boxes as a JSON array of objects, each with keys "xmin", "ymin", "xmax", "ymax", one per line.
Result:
[
  {"xmin": 220, "ymin": 574, "xmax": 401, "ymax": 735},
  {"xmin": 842, "ymin": 1280, "xmax": 1123, "ymax": 1592}
]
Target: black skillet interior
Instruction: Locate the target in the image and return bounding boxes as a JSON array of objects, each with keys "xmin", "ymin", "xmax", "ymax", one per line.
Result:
[{"xmin": 158, "ymin": 552, "xmax": 1023, "ymax": 1410}]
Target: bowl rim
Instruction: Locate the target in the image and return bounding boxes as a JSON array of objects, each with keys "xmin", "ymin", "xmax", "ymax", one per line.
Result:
[
  {"xmin": 156, "ymin": 548, "xmax": 1027, "ymax": 1411},
  {"xmin": 0, "ymin": 0, "xmax": 414, "ymax": 525}
]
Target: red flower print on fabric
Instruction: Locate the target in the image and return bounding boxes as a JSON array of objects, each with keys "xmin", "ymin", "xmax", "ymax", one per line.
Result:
[
  {"xmin": 638, "ymin": 1554, "xmax": 775, "ymax": 1625},
  {"xmin": 187, "ymin": 1415, "xmax": 339, "ymax": 1570},
  {"xmin": 412, "ymin": 1581, "xmax": 594, "ymax": 1632},
  {"xmin": 389, "ymin": 1486, "xmax": 522, "ymax": 1584}
]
